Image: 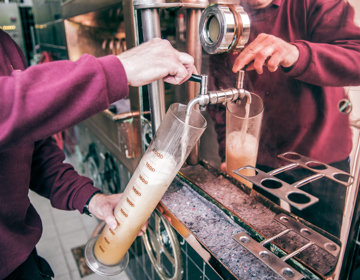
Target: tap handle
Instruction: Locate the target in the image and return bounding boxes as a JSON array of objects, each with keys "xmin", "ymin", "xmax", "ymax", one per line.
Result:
[
  {"xmin": 188, "ymin": 74, "xmax": 203, "ymax": 84},
  {"xmin": 236, "ymin": 70, "xmax": 245, "ymax": 89}
]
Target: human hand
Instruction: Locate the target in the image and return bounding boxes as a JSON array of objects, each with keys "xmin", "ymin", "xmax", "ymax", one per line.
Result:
[
  {"xmin": 117, "ymin": 38, "xmax": 196, "ymax": 86},
  {"xmin": 232, "ymin": 33, "xmax": 299, "ymax": 74},
  {"xmin": 88, "ymin": 192, "xmax": 122, "ymax": 230},
  {"xmin": 88, "ymin": 193, "xmax": 171, "ymax": 235}
]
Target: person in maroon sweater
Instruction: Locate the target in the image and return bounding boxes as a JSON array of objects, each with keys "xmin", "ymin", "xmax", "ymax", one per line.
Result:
[
  {"xmin": 0, "ymin": 30, "xmax": 195, "ymax": 280},
  {"xmin": 208, "ymin": 0, "xmax": 360, "ymax": 238}
]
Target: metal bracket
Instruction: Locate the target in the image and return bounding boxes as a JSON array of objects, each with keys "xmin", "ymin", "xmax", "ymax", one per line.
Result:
[
  {"xmin": 233, "ymin": 166, "xmax": 319, "ymax": 211},
  {"xmin": 277, "ymin": 152, "xmax": 353, "ymax": 187},
  {"xmin": 233, "ymin": 213, "xmax": 340, "ymax": 280},
  {"xmin": 274, "ymin": 214, "xmax": 340, "ymax": 257},
  {"xmin": 233, "ymin": 151, "xmax": 353, "ymax": 210},
  {"xmin": 233, "ymin": 232, "xmax": 304, "ymax": 280}
]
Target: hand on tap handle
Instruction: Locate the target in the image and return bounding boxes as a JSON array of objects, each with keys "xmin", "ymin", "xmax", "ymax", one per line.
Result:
[
  {"xmin": 117, "ymin": 38, "xmax": 197, "ymax": 87},
  {"xmin": 232, "ymin": 33, "xmax": 299, "ymax": 74},
  {"xmin": 236, "ymin": 70, "xmax": 245, "ymax": 89},
  {"xmin": 188, "ymin": 74, "xmax": 203, "ymax": 83}
]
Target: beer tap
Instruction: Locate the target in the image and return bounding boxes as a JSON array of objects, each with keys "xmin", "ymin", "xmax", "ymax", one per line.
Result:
[{"xmin": 186, "ymin": 70, "xmax": 252, "ymax": 115}]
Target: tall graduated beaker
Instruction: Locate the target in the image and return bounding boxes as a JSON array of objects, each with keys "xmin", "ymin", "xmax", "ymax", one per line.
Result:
[{"xmin": 85, "ymin": 103, "xmax": 207, "ymax": 276}]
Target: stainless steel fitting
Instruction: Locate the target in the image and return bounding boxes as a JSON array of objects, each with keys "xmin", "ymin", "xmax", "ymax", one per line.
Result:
[
  {"xmin": 199, "ymin": 4, "xmax": 250, "ymax": 54},
  {"xmin": 186, "ymin": 72, "xmax": 252, "ymax": 115}
]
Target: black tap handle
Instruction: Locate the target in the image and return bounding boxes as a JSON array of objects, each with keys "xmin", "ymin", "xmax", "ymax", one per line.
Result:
[{"xmin": 188, "ymin": 74, "xmax": 202, "ymax": 84}]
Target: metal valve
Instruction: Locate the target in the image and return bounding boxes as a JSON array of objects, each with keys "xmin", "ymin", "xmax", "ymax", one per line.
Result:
[{"xmin": 186, "ymin": 70, "xmax": 251, "ymax": 114}]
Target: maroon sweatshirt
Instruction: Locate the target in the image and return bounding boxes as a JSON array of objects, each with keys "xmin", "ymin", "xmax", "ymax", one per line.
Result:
[
  {"xmin": 208, "ymin": 0, "xmax": 360, "ymax": 167},
  {"xmin": 0, "ymin": 30, "xmax": 129, "ymax": 278}
]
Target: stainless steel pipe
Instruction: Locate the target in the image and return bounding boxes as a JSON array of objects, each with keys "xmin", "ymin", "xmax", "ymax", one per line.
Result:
[
  {"xmin": 135, "ymin": 0, "xmax": 167, "ymax": 134},
  {"xmin": 186, "ymin": 8, "xmax": 204, "ymax": 165}
]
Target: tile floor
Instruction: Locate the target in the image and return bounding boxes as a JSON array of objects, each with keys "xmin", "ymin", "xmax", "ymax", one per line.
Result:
[{"xmin": 29, "ymin": 190, "xmax": 130, "ymax": 280}]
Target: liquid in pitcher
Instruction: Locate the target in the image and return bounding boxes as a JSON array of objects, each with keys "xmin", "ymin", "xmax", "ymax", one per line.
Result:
[
  {"xmin": 94, "ymin": 150, "xmax": 177, "ymax": 265},
  {"xmin": 226, "ymin": 131, "xmax": 258, "ymax": 187}
]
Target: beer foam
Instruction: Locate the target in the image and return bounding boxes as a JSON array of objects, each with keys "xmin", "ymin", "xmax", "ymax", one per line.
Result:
[
  {"xmin": 138, "ymin": 151, "xmax": 178, "ymax": 182},
  {"xmin": 227, "ymin": 131, "xmax": 258, "ymax": 157}
]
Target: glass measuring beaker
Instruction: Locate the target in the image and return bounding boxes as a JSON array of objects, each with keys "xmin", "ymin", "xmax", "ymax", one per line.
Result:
[
  {"xmin": 85, "ymin": 103, "xmax": 207, "ymax": 276},
  {"xmin": 226, "ymin": 93, "xmax": 263, "ymax": 187}
]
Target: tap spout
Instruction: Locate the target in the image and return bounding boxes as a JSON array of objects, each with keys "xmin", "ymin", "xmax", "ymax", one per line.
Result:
[
  {"xmin": 240, "ymin": 89, "xmax": 252, "ymax": 104},
  {"xmin": 186, "ymin": 74, "xmax": 209, "ymax": 115},
  {"xmin": 186, "ymin": 94, "xmax": 209, "ymax": 115},
  {"xmin": 236, "ymin": 70, "xmax": 251, "ymax": 103},
  {"xmin": 185, "ymin": 72, "xmax": 252, "ymax": 115}
]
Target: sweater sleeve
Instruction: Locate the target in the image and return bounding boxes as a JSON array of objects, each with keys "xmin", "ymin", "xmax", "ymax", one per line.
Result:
[
  {"xmin": 0, "ymin": 54, "xmax": 129, "ymax": 151},
  {"xmin": 29, "ymin": 137, "xmax": 99, "ymax": 213},
  {"xmin": 286, "ymin": 0, "xmax": 360, "ymax": 86}
]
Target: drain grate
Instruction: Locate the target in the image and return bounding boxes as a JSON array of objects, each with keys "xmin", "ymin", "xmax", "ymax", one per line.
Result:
[{"xmin": 71, "ymin": 245, "xmax": 94, "ymax": 278}]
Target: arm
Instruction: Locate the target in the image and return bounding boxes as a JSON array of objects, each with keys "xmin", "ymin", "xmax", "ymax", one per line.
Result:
[
  {"xmin": 30, "ymin": 137, "xmax": 169, "ymax": 231},
  {"xmin": 0, "ymin": 38, "xmax": 195, "ymax": 151},
  {"xmin": 0, "ymin": 55, "xmax": 129, "ymax": 151},
  {"xmin": 29, "ymin": 138, "xmax": 126, "ymax": 230},
  {"xmin": 118, "ymin": 38, "xmax": 196, "ymax": 86},
  {"xmin": 233, "ymin": 0, "xmax": 360, "ymax": 87},
  {"xmin": 29, "ymin": 137, "xmax": 98, "ymax": 213},
  {"xmin": 289, "ymin": 0, "xmax": 360, "ymax": 86}
]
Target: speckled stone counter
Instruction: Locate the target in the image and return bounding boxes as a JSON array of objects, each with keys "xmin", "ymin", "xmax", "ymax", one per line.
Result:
[
  {"xmin": 158, "ymin": 163, "xmax": 340, "ymax": 279},
  {"xmin": 161, "ymin": 176, "xmax": 283, "ymax": 280}
]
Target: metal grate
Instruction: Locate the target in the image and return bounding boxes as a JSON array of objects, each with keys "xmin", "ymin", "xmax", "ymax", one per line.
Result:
[
  {"xmin": 233, "ymin": 151, "xmax": 353, "ymax": 210},
  {"xmin": 234, "ymin": 213, "xmax": 341, "ymax": 280}
]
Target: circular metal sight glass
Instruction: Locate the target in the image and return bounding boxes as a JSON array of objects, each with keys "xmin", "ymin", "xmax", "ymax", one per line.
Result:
[
  {"xmin": 207, "ymin": 15, "xmax": 220, "ymax": 43},
  {"xmin": 200, "ymin": 4, "xmax": 250, "ymax": 54},
  {"xmin": 84, "ymin": 235, "xmax": 129, "ymax": 276}
]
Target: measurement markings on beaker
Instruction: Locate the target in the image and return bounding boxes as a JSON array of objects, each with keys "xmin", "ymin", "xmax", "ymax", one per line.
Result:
[
  {"xmin": 126, "ymin": 197, "xmax": 135, "ymax": 207},
  {"xmin": 128, "ymin": 192, "xmax": 137, "ymax": 203},
  {"xmin": 132, "ymin": 186, "xmax": 141, "ymax": 196},
  {"xmin": 116, "ymin": 213, "xmax": 126, "ymax": 225},
  {"xmin": 152, "ymin": 148, "xmax": 163, "ymax": 159},
  {"xmin": 148, "ymin": 157, "xmax": 157, "ymax": 165},
  {"xmin": 134, "ymin": 180, "xmax": 143, "ymax": 190},
  {"xmin": 99, "ymin": 245, "xmax": 105, "ymax": 253},
  {"xmin": 132, "ymin": 186, "xmax": 142, "ymax": 196},
  {"xmin": 120, "ymin": 208, "xmax": 128, "ymax": 217},
  {"xmin": 139, "ymin": 174, "xmax": 148, "ymax": 185},
  {"xmin": 146, "ymin": 161, "xmax": 156, "ymax": 172}
]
